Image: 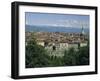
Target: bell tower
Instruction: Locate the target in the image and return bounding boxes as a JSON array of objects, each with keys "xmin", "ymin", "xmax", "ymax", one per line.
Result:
[
  {"xmin": 81, "ymin": 24, "xmax": 85, "ymax": 35},
  {"xmin": 80, "ymin": 24, "xmax": 85, "ymax": 41}
]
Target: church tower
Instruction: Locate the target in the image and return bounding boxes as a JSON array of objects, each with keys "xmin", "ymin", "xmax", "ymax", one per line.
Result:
[
  {"xmin": 81, "ymin": 24, "xmax": 85, "ymax": 35},
  {"xmin": 80, "ymin": 24, "xmax": 85, "ymax": 41}
]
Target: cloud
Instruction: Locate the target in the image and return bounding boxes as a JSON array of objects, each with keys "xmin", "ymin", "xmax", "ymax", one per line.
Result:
[
  {"xmin": 57, "ymin": 19, "xmax": 89, "ymax": 28},
  {"xmin": 27, "ymin": 18, "xmax": 89, "ymax": 28},
  {"xmin": 34, "ymin": 19, "xmax": 89, "ymax": 28},
  {"xmin": 26, "ymin": 20, "xmax": 29, "ymax": 25}
]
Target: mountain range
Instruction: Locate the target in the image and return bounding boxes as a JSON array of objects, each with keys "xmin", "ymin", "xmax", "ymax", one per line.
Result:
[{"xmin": 25, "ymin": 25, "xmax": 89, "ymax": 33}]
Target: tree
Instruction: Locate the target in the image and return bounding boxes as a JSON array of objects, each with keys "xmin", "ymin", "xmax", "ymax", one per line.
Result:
[
  {"xmin": 26, "ymin": 40, "xmax": 51, "ymax": 68},
  {"xmin": 63, "ymin": 45, "xmax": 89, "ymax": 66},
  {"xmin": 49, "ymin": 56, "xmax": 64, "ymax": 66},
  {"xmin": 76, "ymin": 45, "xmax": 89, "ymax": 65},
  {"xmin": 64, "ymin": 48, "xmax": 77, "ymax": 66}
]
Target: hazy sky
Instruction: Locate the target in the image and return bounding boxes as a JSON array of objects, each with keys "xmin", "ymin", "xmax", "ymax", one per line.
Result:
[{"xmin": 25, "ymin": 12, "xmax": 89, "ymax": 28}]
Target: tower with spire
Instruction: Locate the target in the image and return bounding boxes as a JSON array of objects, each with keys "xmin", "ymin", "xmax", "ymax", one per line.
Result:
[
  {"xmin": 80, "ymin": 24, "xmax": 85, "ymax": 41},
  {"xmin": 81, "ymin": 24, "xmax": 85, "ymax": 35}
]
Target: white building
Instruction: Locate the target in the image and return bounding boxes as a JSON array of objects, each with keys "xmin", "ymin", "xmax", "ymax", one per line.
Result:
[
  {"xmin": 37, "ymin": 42, "xmax": 45, "ymax": 46},
  {"xmin": 80, "ymin": 42, "xmax": 87, "ymax": 47}
]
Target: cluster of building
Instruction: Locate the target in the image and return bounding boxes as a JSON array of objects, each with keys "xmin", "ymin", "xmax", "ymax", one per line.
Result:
[
  {"xmin": 25, "ymin": 27, "xmax": 89, "ymax": 57},
  {"xmin": 37, "ymin": 32, "xmax": 87, "ymax": 48}
]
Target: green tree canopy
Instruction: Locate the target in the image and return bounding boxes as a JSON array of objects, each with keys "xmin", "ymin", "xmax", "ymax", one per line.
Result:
[{"xmin": 26, "ymin": 40, "xmax": 51, "ymax": 68}]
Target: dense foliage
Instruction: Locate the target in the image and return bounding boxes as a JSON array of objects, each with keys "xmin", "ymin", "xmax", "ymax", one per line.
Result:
[
  {"xmin": 63, "ymin": 45, "xmax": 89, "ymax": 66},
  {"xmin": 26, "ymin": 40, "xmax": 51, "ymax": 68},
  {"xmin": 26, "ymin": 39, "xmax": 89, "ymax": 68}
]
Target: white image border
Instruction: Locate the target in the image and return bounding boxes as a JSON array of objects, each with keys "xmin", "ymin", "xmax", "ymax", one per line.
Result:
[{"xmin": 19, "ymin": 5, "xmax": 95, "ymax": 76}]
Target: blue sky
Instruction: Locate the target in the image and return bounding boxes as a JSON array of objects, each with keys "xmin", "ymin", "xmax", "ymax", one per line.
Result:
[{"xmin": 25, "ymin": 12, "xmax": 89, "ymax": 28}]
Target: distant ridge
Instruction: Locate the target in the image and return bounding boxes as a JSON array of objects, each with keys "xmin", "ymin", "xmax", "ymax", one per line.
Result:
[{"xmin": 25, "ymin": 25, "xmax": 89, "ymax": 33}]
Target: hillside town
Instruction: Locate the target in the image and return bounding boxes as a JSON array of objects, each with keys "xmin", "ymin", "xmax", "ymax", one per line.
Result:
[{"xmin": 25, "ymin": 27, "xmax": 89, "ymax": 57}]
